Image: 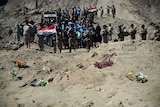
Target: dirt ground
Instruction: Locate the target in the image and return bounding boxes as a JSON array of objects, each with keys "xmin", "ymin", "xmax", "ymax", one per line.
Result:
[{"xmin": 0, "ymin": 39, "xmax": 160, "ymax": 107}]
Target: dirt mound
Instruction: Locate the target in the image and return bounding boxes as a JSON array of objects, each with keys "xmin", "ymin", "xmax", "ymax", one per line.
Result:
[{"xmin": 0, "ymin": 40, "xmax": 160, "ymax": 107}]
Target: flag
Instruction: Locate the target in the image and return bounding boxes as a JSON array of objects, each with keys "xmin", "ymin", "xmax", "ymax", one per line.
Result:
[
  {"xmin": 87, "ymin": 7, "xmax": 97, "ymax": 12},
  {"xmin": 44, "ymin": 12, "xmax": 57, "ymax": 17},
  {"xmin": 37, "ymin": 25, "xmax": 56, "ymax": 36}
]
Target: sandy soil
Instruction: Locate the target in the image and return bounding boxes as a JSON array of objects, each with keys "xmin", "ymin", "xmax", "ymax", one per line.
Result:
[{"xmin": 0, "ymin": 39, "xmax": 160, "ymax": 107}]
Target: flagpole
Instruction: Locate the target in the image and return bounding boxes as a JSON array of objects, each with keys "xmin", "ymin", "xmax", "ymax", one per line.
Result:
[{"xmin": 55, "ymin": 13, "xmax": 58, "ymax": 53}]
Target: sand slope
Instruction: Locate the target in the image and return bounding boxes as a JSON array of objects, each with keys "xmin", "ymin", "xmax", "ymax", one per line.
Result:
[{"xmin": 0, "ymin": 39, "xmax": 160, "ymax": 107}]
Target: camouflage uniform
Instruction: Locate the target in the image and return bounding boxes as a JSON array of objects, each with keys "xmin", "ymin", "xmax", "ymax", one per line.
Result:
[
  {"xmin": 140, "ymin": 25, "xmax": 147, "ymax": 40},
  {"xmin": 129, "ymin": 24, "xmax": 137, "ymax": 40},
  {"xmin": 118, "ymin": 25, "xmax": 125, "ymax": 41},
  {"xmin": 68, "ymin": 29, "xmax": 77, "ymax": 52},
  {"xmin": 38, "ymin": 35, "xmax": 44, "ymax": 51},
  {"xmin": 154, "ymin": 26, "xmax": 160, "ymax": 41},
  {"xmin": 84, "ymin": 31, "xmax": 92, "ymax": 52},
  {"xmin": 15, "ymin": 24, "xmax": 21, "ymax": 41},
  {"xmin": 57, "ymin": 32, "xmax": 63, "ymax": 53},
  {"xmin": 108, "ymin": 24, "xmax": 113, "ymax": 41},
  {"xmin": 52, "ymin": 36, "xmax": 57, "ymax": 53},
  {"xmin": 101, "ymin": 25, "xmax": 108, "ymax": 43},
  {"xmin": 111, "ymin": 5, "xmax": 116, "ymax": 18}
]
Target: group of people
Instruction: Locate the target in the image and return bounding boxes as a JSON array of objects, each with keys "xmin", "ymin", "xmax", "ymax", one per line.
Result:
[
  {"xmin": 38, "ymin": 6, "xmax": 101, "ymax": 53},
  {"xmin": 98, "ymin": 5, "xmax": 116, "ymax": 18},
  {"xmin": 118, "ymin": 23, "xmax": 160, "ymax": 42},
  {"xmin": 13, "ymin": 5, "xmax": 160, "ymax": 53},
  {"xmin": 14, "ymin": 19, "xmax": 37, "ymax": 48},
  {"xmin": 106, "ymin": 5, "xmax": 116, "ymax": 18}
]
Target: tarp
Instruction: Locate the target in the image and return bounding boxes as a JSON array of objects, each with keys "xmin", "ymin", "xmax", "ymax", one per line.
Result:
[
  {"xmin": 37, "ymin": 25, "xmax": 56, "ymax": 36},
  {"xmin": 44, "ymin": 11, "xmax": 57, "ymax": 18},
  {"xmin": 87, "ymin": 7, "xmax": 97, "ymax": 12}
]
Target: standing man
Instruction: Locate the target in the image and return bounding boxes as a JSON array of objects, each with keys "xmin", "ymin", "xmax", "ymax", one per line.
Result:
[
  {"xmin": 108, "ymin": 23, "xmax": 113, "ymax": 41},
  {"xmin": 106, "ymin": 5, "xmax": 110, "ymax": 15},
  {"xmin": 23, "ymin": 21, "xmax": 31, "ymax": 48},
  {"xmin": 102, "ymin": 25, "xmax": 108, "ymax": 43},
  {"xmin": 111, "ymin": 5, "xmax": 116, "ymax": 18},
  {"xmin": 29, "ymin": 20, "xmax": 37, "ymax": 43},
  {"xmin": 76, "ymin": 7, "xmax": 81, "ymax": 19},
  {"xmin": 140, "ymin": 24, "xmax": 147, "ymax": 40},
  {"xmin": 84, "ymin": 30, "xmax": 92, "ymax": 52},
  {"xmin": 37, "ymin": 23, "xmax": 44, "ymax": 51},
  {"xmin": 52, "ymin": 36, "xmax": 57, "ymax": 53},
  {"xmin": 63, "ymin": 27, "xmax": 69, "ymax": 49},
  {"xmin": 95, "ymin": 24, "xmax": 102, "ymax": 43},
  {"xmin": 129, "ymin": 24, "xmax": 137, "ymax": 40},
  {"xmin": 100, "ymin": 6, "xmax": 104, "ymax": 18},
  {"xmin": 35, "ymin": 0, "xmax": 38, "ymax": 9},
  {"xmin": 57, "ymin": 32, "xmax": 63, "ymax": 53},
  {"xmin": 118, "ymin": 24, "xmax": 125, "ymax": 41},
  {"xmin": 14, "ymin": 23, "xmax": 21, "ymax": 42},
  {"xmin": 76, "ymin": 29, "xmax": 81, "ymax": 48},
  {"xmin": 68, "ymin": 25, "xmax": 77, "ymax": 52},
  {"xmin": 38, "ymin": 35, "xmax": 44, "ymax": 51},
  {"xmin": 154, "ymin": 25, "xmax": 160, "ymax": 41}
]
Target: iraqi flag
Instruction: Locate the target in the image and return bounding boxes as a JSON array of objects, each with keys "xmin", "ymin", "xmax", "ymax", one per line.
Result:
[
  {"xmin": 44, "ymin": 11, "xmax": 57, "ymax": 18},
  {"xmin": 87, "ymin": 7, "xmax": 97, "ymax": 12},
  {"xmin": 37, "ymin": 25, "xmax": 56, "ymax": 36}
]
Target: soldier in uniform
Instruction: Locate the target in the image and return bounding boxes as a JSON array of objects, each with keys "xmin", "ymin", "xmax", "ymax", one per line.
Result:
[
  {"xmin": 68, "ymin": 25, "xmax": 77, "ymax": 52},
  {"xmin": 111, "ymin": 5, "xmax": 116, "ymax": 18},
  {"xmin": 99, "ymin": 6, "xmax": 104, "ymax": 18},
  {"xmin": 108, "ymin": 23, "xmax": 113, "ymax": 41},
  {"xmin": 57, "ymin": 32, "xmax": 63, "ymax": 53},
  {"xmin": 38, "ymin": 35, "xmax": 44, "ymax": 51},
  {"xmin": 15, "ymin": 23, "xmax": 21, "ymax": 41},
  {"xmin": 154, "ymin": 25, "xmax": 160, "ymax": 41},
  {"xmin": 118, "ymin": 25, "xmax": 125, "ymax": 41},
  {"xmin": 23, "ymin": 20, "xmax": 31, "ymax": 48},
  {"xmin": 84, "ymin": 30, "xmax": 92, "ymax": 52},
  {"xmin": 63, "ymin": 27, "xmax": 69, "ymax": 49},
  {"xmin": 140, "ymin": 24, "xmax": 147, "ymax": 40},
  {"xmin": 106, "ymin": 5, "xmax": 110, "ymax": 15},
  {"xmin": 128, "ymin": 24, "xmax": 137, "ymax": 40},
  {"xmin": 52, "ymin": 35, "xmax": 57, "ymax": 53},
  {"xmin": 29, "ymin": 20, "xmax": 37, "ymax": 43},
  {"xmin": 95, "ymin": 24, "xmax": 102, "ymax": 43},
  {"xmin": 101, "ymin": 25, "xmax": 108, "ymax": 43}
]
